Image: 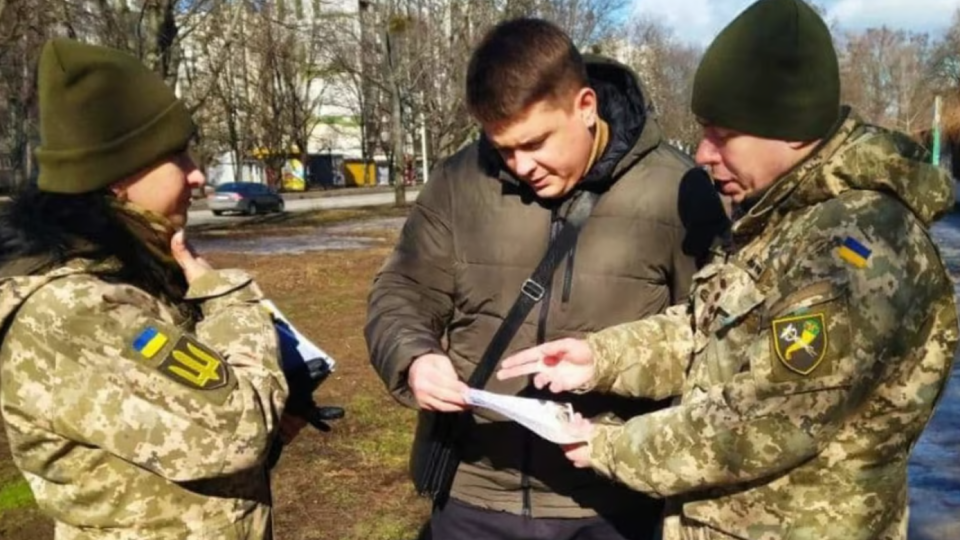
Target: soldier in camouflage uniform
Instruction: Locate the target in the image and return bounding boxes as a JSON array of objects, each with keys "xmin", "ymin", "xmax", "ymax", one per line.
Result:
[
  {"xmin": 497, "ymin": 1, "xmax": 959, "ymax": 539},
  {"xmin": 0, "ymin": 39, "xmax": 289, "ymax": 539}
]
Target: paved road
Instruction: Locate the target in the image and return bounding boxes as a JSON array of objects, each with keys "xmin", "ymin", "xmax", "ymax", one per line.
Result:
[{"xmin": 187, "ymin": 189, "xmax": 419, "ymax": 227}]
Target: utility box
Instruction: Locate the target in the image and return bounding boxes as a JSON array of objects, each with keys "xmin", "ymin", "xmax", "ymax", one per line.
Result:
[{"xmin": 343, "ymin": 159, "xmax": 377, "ymax": 187}]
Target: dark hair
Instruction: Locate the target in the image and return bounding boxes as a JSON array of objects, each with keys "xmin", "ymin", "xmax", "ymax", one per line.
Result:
[
  {"xmin": 466, "ymin": 18, "xmax": 588, "ymax": 125},
  {"xmin": 0, "ymin": 186, "xmax": 200, "ymax": 322}
]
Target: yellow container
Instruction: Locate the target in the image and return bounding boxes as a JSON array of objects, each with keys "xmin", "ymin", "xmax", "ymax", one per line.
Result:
[{"xmin": 344, "ymin": 161, "xmax": 377, "ymax": 187}]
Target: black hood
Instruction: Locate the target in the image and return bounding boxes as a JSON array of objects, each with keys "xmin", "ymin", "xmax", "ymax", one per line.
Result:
[{"xmin": 580, "ymin": 54, "xmax": 660, "ymax": 187}]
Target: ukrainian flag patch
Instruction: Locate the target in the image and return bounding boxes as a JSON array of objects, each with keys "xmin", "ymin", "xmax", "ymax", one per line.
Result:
[
  {"xmin": 837, "ymin": 236, "xmax": 871, "ymax": 268},
  {"xmin": 133, "ymin": 326, "xmax": 169, "ymax": 359}
]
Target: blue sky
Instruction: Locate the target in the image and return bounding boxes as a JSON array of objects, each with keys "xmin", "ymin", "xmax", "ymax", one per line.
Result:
[{"xmin": 632, "ymin": 0, "xmax": 960, "ymax": 46}]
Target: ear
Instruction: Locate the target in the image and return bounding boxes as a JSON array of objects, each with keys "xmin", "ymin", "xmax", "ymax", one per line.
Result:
[{"xmin": 573, "ymin": 87, "xmax": 598, "ymax": 129}]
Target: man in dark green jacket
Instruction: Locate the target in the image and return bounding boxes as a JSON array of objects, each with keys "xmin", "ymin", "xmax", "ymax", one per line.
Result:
[{"xmin": 365, "ymin": 18, "xmax": 727, "ymax": 540}]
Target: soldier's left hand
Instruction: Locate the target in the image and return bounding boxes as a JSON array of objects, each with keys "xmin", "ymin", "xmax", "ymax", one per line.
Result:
[{"xmin": 561, "ymin": 413, "xmax": 594, "ymax": 468}]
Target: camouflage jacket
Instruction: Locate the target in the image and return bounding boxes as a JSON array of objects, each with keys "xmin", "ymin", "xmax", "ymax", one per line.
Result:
[
  {"xmin": 0, "ymin": 259, "xmax": 288, "ymax": 540},
  {"xmin": 582, "ymin": 113, "xmax": 959, "ymax": 540}
]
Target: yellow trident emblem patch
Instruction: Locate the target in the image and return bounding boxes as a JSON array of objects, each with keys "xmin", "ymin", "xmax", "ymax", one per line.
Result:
[{"xmin": 159, "ymin": 337, "xmax": 229, "ymax": 390}]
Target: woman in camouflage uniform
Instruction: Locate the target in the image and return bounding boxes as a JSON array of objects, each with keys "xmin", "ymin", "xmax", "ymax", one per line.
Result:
[{"xmin": 0, "ymin": 39, "xmax": 288, "ymax": 539}]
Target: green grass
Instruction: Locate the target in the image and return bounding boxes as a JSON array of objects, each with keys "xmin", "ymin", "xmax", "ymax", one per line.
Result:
[
  {"xmin": 0, "ymin": 479, "xmax": 34, "ymax": 512},
  {"xmin": 341, "ymin": 394, "xmax": 415, "ymax": 470},
  {"xmin": 348, "ymin": 515, "xmax": 422, "ymax": 540}
]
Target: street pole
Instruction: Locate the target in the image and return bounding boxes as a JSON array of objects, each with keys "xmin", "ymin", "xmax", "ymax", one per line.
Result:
[{"xmin": 933, "ymin": 95, "xmax": 942, "ymax": 167}]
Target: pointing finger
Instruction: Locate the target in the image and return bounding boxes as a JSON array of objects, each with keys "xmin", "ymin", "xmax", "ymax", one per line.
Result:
[
  {"xmin": 498, "ymin": 346, "xmax": 545, "ymax": 370},
  {"xmin": 497, "ymin": 361, "xmax": 544, "ymax": 381}
]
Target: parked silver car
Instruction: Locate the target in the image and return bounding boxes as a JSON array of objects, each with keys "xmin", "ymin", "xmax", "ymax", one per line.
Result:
[{"xmin": 208, "ymin": 182, "xmax": 285, "ymax": 216}]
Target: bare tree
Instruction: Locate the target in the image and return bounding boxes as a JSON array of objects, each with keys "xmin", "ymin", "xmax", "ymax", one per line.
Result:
[
  {"xmin": 383, "ymin": 6, "xmax": 408, "ymax": 204},
  {"xmin": 838, "ymin": 27, "xmax": 938, "ymax": 134},
  {"xmin": 0, "ymin": 0, "xmax": 56, "ymax": 191},
  {"xmin": 263, "ymin": 0, "xmax": 335, "ymax": 186},
  {"xmin": 326, "ymin": 0, "xmax": 639, "ymax": 206},
  {"xmin": 501, "ymin": 0, "xmax": 628, "ymax": 48},
  {"xmin": 178, "ymin": 1, "xmax": 252, "ymax": 177},
  {"xmin": 616, "ymin": 16, "xmax": 702, "ymax": 151},
  {"xmin": 73, "ymin": 0, "xmax": 226, "ymax": 87},
  {"xmin": 891, "ymin": 32, "xmax": 937, "ymax": 134},
  {"xmin": 336, "ymin": 0, "xmax": 473, "ymax": 203},
  {"xmin": 0, "ymin": 0, "xmax": 246, "ymax": 191},
  {"xmin": 931, "ymin": 7, "xmax": 960, "ymax": 88},
  {"xmin": 930, "ymin": 8, "xmax": 960, "ymax": 178}
]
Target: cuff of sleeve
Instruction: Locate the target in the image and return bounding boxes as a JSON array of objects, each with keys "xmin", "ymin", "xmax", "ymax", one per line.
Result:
[
  {"xmin": 588, "ymin": 423, "xmax": 622, "ymax": 479},
  {"xmin": 590, "ymin": 414, "xmax": 664, "ymax": 497},
  {"xmin": 578, "ymin": 333, "xmax": 616, "ymax": 393},
  {"xmin": 185, "ymin": 269, "xmax": 256, "ymax": 301}
]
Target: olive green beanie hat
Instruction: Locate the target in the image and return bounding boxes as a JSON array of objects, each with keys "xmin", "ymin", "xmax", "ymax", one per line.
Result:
[
  {"xmin": 35, "ymin": 38, "xmax": 195, "ymax": 194},
  {"xmin": 691, "ymin": 0, "xmax": 840, "ymax": 141}
]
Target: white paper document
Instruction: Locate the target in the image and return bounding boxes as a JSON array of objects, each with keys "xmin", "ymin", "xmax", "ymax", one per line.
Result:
[
  {"xmin": 260, "ymin": 299, "xmax": 336, "ymax": 371},
  {"xmin": 464, "ymin": 389, "xmax": 586, "ymax": 444}
]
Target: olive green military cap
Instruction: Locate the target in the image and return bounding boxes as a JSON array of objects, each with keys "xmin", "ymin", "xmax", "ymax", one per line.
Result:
[
  {"xmin": 34, "ymin": 38, "xmax": 195, "ymax": 194},
  {"xmin": 692, "ymin": 0, "xmax": 840, "ymax": 141}
]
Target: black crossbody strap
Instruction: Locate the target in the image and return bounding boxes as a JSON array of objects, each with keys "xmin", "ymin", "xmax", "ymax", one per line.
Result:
[
  {"xmin": 412, "ymin": 189, "xmax": 601, "ymax": 503},
  {"xmin": 467, "ymin": 190, "xmax": 599, "ymax": 387}
]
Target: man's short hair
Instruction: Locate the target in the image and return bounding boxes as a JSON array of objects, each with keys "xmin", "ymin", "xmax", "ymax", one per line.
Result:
[{"xmin": 466, "ymin": 18, "xmax": 588, "ymax": 126}]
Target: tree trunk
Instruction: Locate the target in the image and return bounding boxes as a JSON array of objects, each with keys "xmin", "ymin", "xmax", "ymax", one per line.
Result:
[
  {"xmin": 139, "ymin": 0, "xmax": 179, "ymax": 86},
  {"xmin": 358, "ymin": 1, "xmax": 380, "ymax": 167},
  {"xmin": 390, "ymin": 71, "xmax": 405, "ymax": 205},
  {"xmin": 385, "ymin": 21, "xmax": 405, "ymax": 206},
  {"xmin": 12, "ymin": 30, "xmax": 32, "ymax": 191}
]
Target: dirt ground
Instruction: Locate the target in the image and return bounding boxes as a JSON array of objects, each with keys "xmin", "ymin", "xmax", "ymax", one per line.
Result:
[{"xmin": 0, "ymin": 208, "xmax": 432, "ymax": 540}]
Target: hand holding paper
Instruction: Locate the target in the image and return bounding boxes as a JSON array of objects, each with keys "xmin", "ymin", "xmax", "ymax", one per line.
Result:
[
  {"xmin": 409, "ymin": 354, "xmax": 470, "ymax": 412},
  {"xmin": 560, "ymin": 414, "xmax": 594, "ymax": 468}
]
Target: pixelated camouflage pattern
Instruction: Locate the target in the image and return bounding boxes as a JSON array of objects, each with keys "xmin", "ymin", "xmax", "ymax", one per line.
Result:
[
  {"xmin": 0, "ymin": 258, "xmax": 288, "ymax": 540},
  {"xmin": 583, "ymin": 113, "xmax": 959, "ymax": 539}
]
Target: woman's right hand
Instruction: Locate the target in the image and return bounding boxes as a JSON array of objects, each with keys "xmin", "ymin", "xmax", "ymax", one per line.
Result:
[{"xmin": 170, "ymin": 230, "xmax": 213, "ymax": 284}]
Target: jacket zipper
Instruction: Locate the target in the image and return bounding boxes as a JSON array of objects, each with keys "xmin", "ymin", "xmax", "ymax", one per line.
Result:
[{"xmin": 523, "ymin": 208, "xmax": 562, "ymax": 518}]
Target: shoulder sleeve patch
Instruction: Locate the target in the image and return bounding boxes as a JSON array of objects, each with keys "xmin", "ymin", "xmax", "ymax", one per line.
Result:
[
  {"xmin": 157, "ymin": 336, "xmax": 230, "ymax": 390},
  {"xmin": 130, "ymin": 326, "xmax": 230, "ymax": 391},
  {"xmin": 772, "ymin": 313, "xmax": 828, "ymax": 376},
  {"xmin": 836, "ymin": 236, "xmax": 872, "ymax": 268},
  {"xmin": 763, "ymin": 281, "xmax": 850, "ymax": 384},
  {"xmin": 132, "ymin": 326, "xmax": 169, "ymax": 359}
]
